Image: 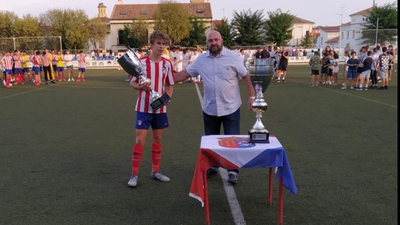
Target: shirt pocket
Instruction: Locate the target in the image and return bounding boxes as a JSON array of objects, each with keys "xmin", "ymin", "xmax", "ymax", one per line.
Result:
[{"xmin": 220, "ymin": 66, "xmax": 237, "ymax": 82}]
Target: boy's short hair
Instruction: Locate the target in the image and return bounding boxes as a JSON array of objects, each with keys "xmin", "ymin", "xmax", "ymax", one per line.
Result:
[
  {"xmin": 149, "ymin": 30, "xmax": 170, "ymax": 45},
  {"xmin": 351, "ymin": 51, "xmax": 356, "ymax": 56},
  {"xmin": 36, "ymin": 51, "xmax": 40, "ymax": 55},
  {"xmin": 79, "ymin": 50, "xmax": 83, "ymax": 54},
  {"xmin": 367, "ymin": 51, "xmax": 372, "ymax": 56},
  {"xmin": 382, "ymin": 47, "xmax": 387, "ymax": 52}
]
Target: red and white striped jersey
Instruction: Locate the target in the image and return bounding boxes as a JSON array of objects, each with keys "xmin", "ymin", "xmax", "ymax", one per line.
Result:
[
  {"xmin": 32, "ymin": 55, "xmax": 41, "ymax": 67},
  {"xmin": 132, "ymin": 56, "xmax": 175, "ymax": 114},
  {"xmin": 13, "ymin": 55, "xmax": 22, "ymax": 68},
  {"xmin": 78, "ymin": 55, "xmax": 85, "ymax": 68},
  {"xmin": 1, "ymin": 56, "xmax": 13, "ymax": 70}
]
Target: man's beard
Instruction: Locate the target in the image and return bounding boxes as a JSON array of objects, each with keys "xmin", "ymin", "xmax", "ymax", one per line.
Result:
[{"xmin": 208, "ymin": 44, "xmax": 222, "ymax": 54}]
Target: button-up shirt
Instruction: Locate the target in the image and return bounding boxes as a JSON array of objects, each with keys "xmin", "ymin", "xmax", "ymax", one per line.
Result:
[{"xmin": 186, "ymin": 47, "xmax": 248, "ymax": 116}]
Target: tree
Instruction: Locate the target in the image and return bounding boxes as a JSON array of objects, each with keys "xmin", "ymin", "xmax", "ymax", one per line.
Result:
[
  {"xmin": 232, "ymin": 9, "xmax": 265, "ymax": 46},
  {"xmin": 118, "ymin": 19, "xmax": 149, "ymax": 48},
  {"xmin": 362, "ymin": 2, "xmax": 397, "ymax": 46},
  {"xmin": 153, "ymin": 0, "xmax": 192, "ymax": 45},
  {"xmin": 39, "ymin": 9, "xmax": 89, "ymax": 52},
  {"xmin": 0, "ymin": 11, "xmax": 19, "ymax": 37},
  {"xmin": 179, "ymin": 17, "xmax": 207, "ymax": 47},
  {"xmin": 14, "ymin": 14, "xmax": 42, "ymax": 50},
  {"xmin": 88, "ymin": 18, "xmax": 109, "ymax": 49},
  {"xmin": 264, "ymin": 9, "xmax": 295, "ymax": 47},
  {"xmin": 215, "ymin": 18, "xmax": 235, "ymax": 48},
  {"xmin": 300, "ymin": 32, "xmax": 313, "ymax": 48}
]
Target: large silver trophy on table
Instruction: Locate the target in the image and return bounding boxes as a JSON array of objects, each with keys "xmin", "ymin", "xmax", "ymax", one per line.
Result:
[
  {"xmin": 117, "ymin": 47, "xmax": 171, "ymax": 111},
  {"xmin": 248, "ymin": 58, "xmax": 273, "ymax": 143}
]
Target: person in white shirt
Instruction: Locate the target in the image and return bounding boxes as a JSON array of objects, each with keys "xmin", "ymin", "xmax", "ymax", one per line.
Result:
[
  {"xmin": 64, "ymin": 50, "xmax": 75, "ymax": 81},
  {"xmin": 182, "ymin": 48, "xmax": 191, "ymax": 71},
  {"xmin": 173, "ymin": 47, "xmax": 183, "ymax": 73}
]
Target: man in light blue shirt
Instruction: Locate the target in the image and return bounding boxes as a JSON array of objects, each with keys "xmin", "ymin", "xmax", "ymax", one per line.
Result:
[{"xmin": 175, "ymin": 30, "xmax": 255, "ymax": 184}]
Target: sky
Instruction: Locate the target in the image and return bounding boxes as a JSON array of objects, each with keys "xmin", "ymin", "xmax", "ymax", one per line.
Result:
[{"xmin": 0, "ymin": 0, "xmax": 395, "ymax": 26}]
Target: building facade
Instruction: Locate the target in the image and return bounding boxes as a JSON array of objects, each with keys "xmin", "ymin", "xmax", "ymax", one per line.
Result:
[
  {"xmin": 106, "ymin": 0, "xmax": 212, "ymax": 51},
  {"xmin": 287, "ymin": 17, "xmax": 314, "ymax": 47}
]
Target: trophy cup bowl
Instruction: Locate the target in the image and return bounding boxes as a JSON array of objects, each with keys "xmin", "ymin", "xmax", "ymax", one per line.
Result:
[
  {"xmin": 117, "ymin": 47, "xmax": 171, "ymax": 111},
  {"xmin": 248, "ymin": 58, "xmax": 273, "ymax": 143}
]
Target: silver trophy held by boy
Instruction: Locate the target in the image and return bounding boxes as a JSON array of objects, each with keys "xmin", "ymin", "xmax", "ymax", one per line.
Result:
[
  {"xmin": 248, "ymin": 58, "xmax": 273, "ymax": 143},
  {"xmin": 117, "ymin": 47, "xmax": 171, "ymax": 111}
]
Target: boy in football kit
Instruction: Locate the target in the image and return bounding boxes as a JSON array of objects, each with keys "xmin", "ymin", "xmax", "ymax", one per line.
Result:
[
  {"xmin": 21, "ymin": 51, "xmax": 31, "ymax": 83},
  {"xmin": 64, "ymin": 50, "xmax": 75, "ymax": 81},
  {"xmin": 56, "ymin": 50, "xmax": 65, "ymax": 81},
  {"xmin": 77, "ymin": 51, "xmax": 86, "ymax": 82},
  {"xmin": 1, "ymin": 51, "xmax": 13, "ymax": 89},
  {"xmin": 13, "ymin": 50, "xmax": 24, "ymax": 85},
  {"xmin": 127, "ymin": 30, "xmax": 175, "ymax": 187},
  {"xmin": 32, "ymin": 51, "xmax": 42, "ymax": 86}
]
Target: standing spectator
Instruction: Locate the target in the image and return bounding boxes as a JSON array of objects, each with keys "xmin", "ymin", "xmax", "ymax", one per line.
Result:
[
  {"xmin": 357, "ymin": 51, "xmax": 373, "ymax": 91},
  {"xmin": 253, "ymin": 47, "xmax": 262, "ymax": 59},
  {"xmin": 332, "ymin": 52, "xmax": 339, "ymax": 85},
  {"xmin": 127, "ymin": 30, "xmax": 175, "ymax": 187},
  {"xmin": 355, "ymin": 47, "xmax": 367, "ymax": 87},
  {"xmin": 309, "ymin": 51, "xmax": 320, "ymax": 86},
  {"xmin": 182, "ymin": 48, "xmax": 191, "ymax": 71},
  {"xmin": 320, "ymin": 53, "xmax": 330, "ymax": 85},
  {"xmin": 342, "ymin": 51, "xmax": 350, "ymax": 85},
  {"xmin": 377, "ymin": 47, "xmax": 392, "ymax": 89},
  {"xmin": 341, "ymin": 51, "xmax": 359, "ymax": 90},
  {"xmin": 260, "ymin": 46, "xmax": 270, "ymax": 59},
  {"xmin": 387, "ymin": 45, "xmax": 395, "ymax": 81},
  {"xmin": 31, "ymin": 51, "xmax": 42, "ymax": 86},
  {"xmin": 173, "ymin": 47, "xmax": 183, "ymax": 73},
  {"xmin": 174, "ymin": 31, "xmax": 255, "ymax": 184},
  {"xmin": 370, "ymin": 48, "xmax": 380, "ymax": 89},
  {"xmin": 276, "ymin": 48, "xmax": 289, "ymax": 82}
]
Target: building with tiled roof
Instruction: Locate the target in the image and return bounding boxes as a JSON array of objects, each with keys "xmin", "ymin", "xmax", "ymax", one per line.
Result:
[
  {"xmin": 314, "ymin": 26, "xmax": 340, "ymax": 49},
  {"xmin": 88, "ymin": 3, "xmax": 111, "ymax": 50},
  {"xmin": 288, "ymin": 16, "xmax": 314, "ymax": 47},
  {"xmin": 104, "ymin": 0, "xmax": 212, "ymax": 50}
]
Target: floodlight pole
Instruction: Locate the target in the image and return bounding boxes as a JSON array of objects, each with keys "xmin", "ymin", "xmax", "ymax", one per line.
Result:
[{"xmin": 13, "ymin": 38, "xmax": 16, "ymax": 50}]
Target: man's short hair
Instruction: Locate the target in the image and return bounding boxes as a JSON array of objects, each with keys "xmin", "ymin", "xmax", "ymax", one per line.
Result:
[
  {"xmin": 382, "ymin": 47, "xmax": 387, "ymax": 52},
  {"xmin": 149, "ymin": 30, "xmax": 170, "ymax": 45},
  {"xmin": 367, "ymin": 51, "xmax": 372, "ymax": 56}
]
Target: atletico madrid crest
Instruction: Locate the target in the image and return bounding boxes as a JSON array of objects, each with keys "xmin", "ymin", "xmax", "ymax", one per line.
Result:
[{"xmin": 218, "ymin": 137, "xmax": 255, "ymax": 148}]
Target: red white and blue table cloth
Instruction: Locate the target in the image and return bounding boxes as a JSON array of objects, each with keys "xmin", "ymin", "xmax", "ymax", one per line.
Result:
[{"xmin": 189, "ymin": 135, "xmax": 297, "ymax": 225}]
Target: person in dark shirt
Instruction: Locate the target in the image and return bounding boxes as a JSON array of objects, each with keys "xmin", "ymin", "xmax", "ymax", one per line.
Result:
[
  {"xmin": 260, "ymin": 46, "xmax": 270, "ymax": 58},
  {"xmin": 320, "ymin": 53, "xmax": 330, "ymax": 84},
  {"xmin": 357, "ymin": 51, "xmax": 373, "ymax": 90},
  {"xmin": 253, "ymin": 47, "xmax": 262, "ymax": 59},
  {"xmin": 342, "ymin": 51, "xmax": 359, "ymax": 89}
]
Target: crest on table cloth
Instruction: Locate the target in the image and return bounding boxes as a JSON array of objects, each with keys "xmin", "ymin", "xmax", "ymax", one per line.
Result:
[{"xmin": 218, "ymin": 137, "xmax": 255, "ymax": 148}]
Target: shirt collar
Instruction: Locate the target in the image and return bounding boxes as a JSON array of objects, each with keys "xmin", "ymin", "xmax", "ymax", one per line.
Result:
[{"xmin": 206, "ymin": 46, "xmax": 227, "ymax": 58}]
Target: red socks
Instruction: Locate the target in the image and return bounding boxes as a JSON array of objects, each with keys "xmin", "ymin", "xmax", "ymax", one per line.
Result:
[
  {"xmin": 151, "ymin": 144, "xmax": 162, "ymax": 173},
  {"xmin": 132, "ymin": 144, "xmax": 144, "ymax": 176},
  {"xmin": 131, "ymin": 143, "xmax": 163, "ymax": 175}
]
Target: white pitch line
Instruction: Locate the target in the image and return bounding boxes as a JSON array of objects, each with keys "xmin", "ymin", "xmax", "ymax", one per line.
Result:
[
  {"xmin": 0, "ymin": 86, "xmax": 48, "ymax": 101},
  {"xmin": 194, "ymin": 83, "xmax": 247, "ymax": 225}
]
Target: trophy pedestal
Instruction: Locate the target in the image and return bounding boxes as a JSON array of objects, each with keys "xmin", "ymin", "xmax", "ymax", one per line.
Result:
[
  {"xmin": 248, "ymin": 130, "xmax": 270, "ymax": 143},
  {"xmin": 150, "ymin": 93, "xmax": 171, "ymax": 111}
]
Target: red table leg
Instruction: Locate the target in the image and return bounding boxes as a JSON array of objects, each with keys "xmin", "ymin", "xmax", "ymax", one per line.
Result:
[
  {"xmin": 278, "ymin": 176, "xmax": 283, "ymax": 225},
  {"xmin": 203, "ymin": 170, "xmax": 210, "ymax": 225},
  {"xmin": 269, "ymin": 167, "xmax": 273, "ymax": 205}
]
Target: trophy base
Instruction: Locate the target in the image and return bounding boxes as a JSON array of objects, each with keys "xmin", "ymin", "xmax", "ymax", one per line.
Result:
[
  {"xmin": 151, "ymin": 93, "xmax": 171, "ymax": 111},
  {"xmin": 248, "ymin": 131, "xmax": 269, "ymax": 143}
]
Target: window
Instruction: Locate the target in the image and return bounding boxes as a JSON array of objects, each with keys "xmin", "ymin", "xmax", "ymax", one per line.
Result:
[
  {"xmin": 140, "ymin": 10, "xmax": 148, "ymax": 15},
  {"xmin": 321, "ymin": 37, "xmax": 323, "ymax": 44},
  {"xmin": 120, "ymin": 10, "xmax": 128, "ymax": 15},
  {"xmin": 352, "ymin": 30, "xmax": 355, "ymax": 38},
  {"xmin": 352, "ymin": 18, "xmax": 356, "ymax": 22},
  {"xmin": 118, "ymin": 30, "xmax": 125, "ymax": 45},
  {"xmin": 196, "ymin": 8, "xmax": 205, "ymax": 13},
  {"xmin": 341, "ymin": 32, "xmax": 344, "ymax": 39},
  {"xmin": 347, "ymin": 31, "xmax": 349, "ymax": 39}
]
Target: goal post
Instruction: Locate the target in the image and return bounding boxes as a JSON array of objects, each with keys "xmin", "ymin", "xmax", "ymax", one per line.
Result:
[{"xmin": 0, "ymin": 36, "xmax": 62, "ymax": 53}]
